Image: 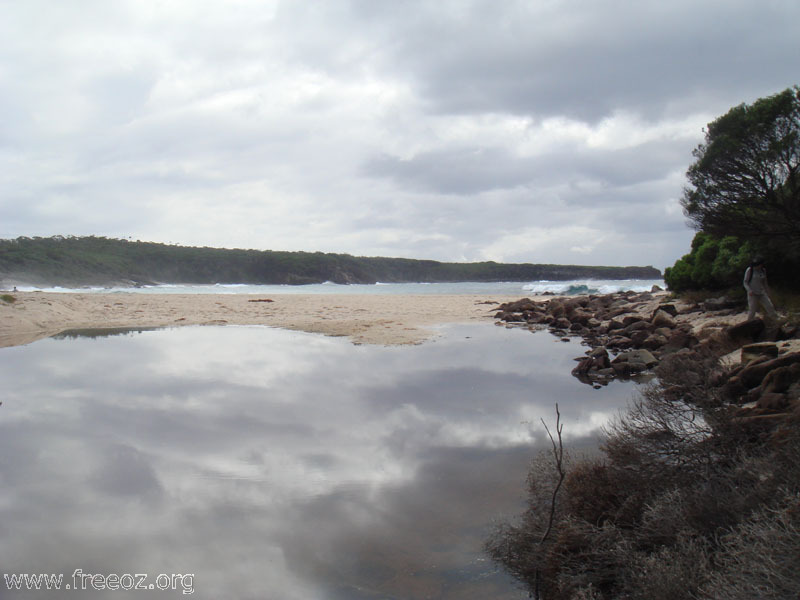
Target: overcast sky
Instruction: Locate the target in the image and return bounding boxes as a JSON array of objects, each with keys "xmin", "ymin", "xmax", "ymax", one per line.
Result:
[{"xmin": 1, "ymin": 0, "xmax": 798, "ymax": 270}]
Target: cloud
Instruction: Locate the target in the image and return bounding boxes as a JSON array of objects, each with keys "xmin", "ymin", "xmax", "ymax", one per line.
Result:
[{"xmin": 0, "ymin": 0, "xmax": 798, "ymax": 269}]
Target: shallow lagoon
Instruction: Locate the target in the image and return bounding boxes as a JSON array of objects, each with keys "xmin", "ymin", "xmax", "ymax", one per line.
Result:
[{"xmin": 0, "ymin": 323, "xmax": 637, "ymax": 599}]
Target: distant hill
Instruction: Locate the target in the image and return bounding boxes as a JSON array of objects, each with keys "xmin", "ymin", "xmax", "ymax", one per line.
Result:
[{"xmin": 0, "ymin": 236, "xmax": 661, "ymax": 287}]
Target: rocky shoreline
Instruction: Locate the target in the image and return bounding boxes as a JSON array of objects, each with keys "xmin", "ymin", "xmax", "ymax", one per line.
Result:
[{"xmin": 495, "ymin": 290, "xmax": 800, "ymax": 428}]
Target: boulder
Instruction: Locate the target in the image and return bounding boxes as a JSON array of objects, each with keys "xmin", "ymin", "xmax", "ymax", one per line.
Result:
[
  {"xmin": 630, "ymin": 330, "xmax": 650, "ymax": 347},
  {"xmin": 624, "ymin": 320, "xmax": 651, "ymax": 335},
  {"xmin": 651, "ymin": 309, "xmax": 676, "ymax": 329},
  {"xmin": 547, "ymin": 300, "xmax": 566, "ymax": 318},
  {"xmin": 589, "ymin": 346, "xmax": 611, "ymax": 368},
  {"xmin": 760, "ymin": 363, "xmax": 800, "ymax": 395},
  {"xmin": 738, "ymin": 352, "xmax": 800, "ymax": 389},
  {"xmin": 499, "ymin": 298, "xmax": 538, "ymax": 312},
  {"xmin": 727, "ymin": 319, "xmax": 765, "ymax": 346},
  {"xmin": 612, "ymin": 360, "xmax": 649, "ymax": 376},
  {"xmin": 642, "ymin": 333, "xmax": 668, "ymax": 351},
  {"xmin": 554, "ymin": 317, "xmax": 572, "ymax": 330},
  {"xmin": 572, "ymin": 356, "xmax": 595, "ymax": 376},
  {"xmin": 612, "ymin": 349, "xmax": 658, "ymax": 369},
  {"xmin": 756, "ymin": 392, "xmax": 790, "ymax": 412},
  {"xmin": 661, "ymin": 328, "xmax": 698, "ymax": 354},
  {"xmin": 496, "ymin": 311, "xmax": 525, "ymax": 322},
  {"xmin": 606, "ymin": 336, "xmax": 633, "ymax": 350},
  {"xmin": 569, "ymin": 309, "xmax": 594, "ymax": 326},
  {"xmin": 608, "ymin": 319, "xmax": 626, "ymax": 331},
  {"xmin": 654, "ymin": 303, "xmax": 678, "ymax": 318},
  {"xmin": 741, "ymin": 342, "xmax": 779, "ymax": 364}
]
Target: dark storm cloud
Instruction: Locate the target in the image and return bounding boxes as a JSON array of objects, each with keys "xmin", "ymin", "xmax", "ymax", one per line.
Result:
[{"xmin": 338, "ymin": 0, "xmax": 800, "ymax": 121}]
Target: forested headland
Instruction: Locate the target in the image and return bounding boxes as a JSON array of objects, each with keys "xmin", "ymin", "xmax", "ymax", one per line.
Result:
[{"xmin": 0, "ymin": 235, "xmax": 660, "ymax": 288}]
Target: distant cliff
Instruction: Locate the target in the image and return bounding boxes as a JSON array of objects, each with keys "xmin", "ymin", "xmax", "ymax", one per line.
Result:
[{"xmin": 0, "ymin": 236, "xmax": 661, "ymax": 287}]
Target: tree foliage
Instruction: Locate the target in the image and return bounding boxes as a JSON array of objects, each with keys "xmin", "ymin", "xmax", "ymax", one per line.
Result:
[
  {"xmin": 681, "ymin": 86, "xmax": 800, "ymax": 258},
  {"xmin": 664, "ymin": 232, "xmax": 753, "ymax": 292}
]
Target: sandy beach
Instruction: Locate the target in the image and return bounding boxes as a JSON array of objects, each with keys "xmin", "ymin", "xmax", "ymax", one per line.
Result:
[{"xmin": 0, "ymin": 291, "xmax": 523, "ymax": 349}]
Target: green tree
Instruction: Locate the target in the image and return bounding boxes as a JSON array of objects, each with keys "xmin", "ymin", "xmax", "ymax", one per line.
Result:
[
  {"xmin": 681, "ymin": 86, "xmax": 800, "ymax": 258},
  {"xmin": 664, "ymin": 232, "xmax": 753, "ymax": 292}
]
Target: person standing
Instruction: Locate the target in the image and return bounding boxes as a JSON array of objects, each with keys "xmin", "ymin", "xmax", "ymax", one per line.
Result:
[{"xmin": 743, "ymin": 258, "xmax": 778, "ymax": 321}]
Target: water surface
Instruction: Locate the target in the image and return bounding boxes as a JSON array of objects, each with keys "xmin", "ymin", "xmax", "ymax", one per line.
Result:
[{"xmin": 0, "ymin": 323, "xmax": 636, "ymax": 599}]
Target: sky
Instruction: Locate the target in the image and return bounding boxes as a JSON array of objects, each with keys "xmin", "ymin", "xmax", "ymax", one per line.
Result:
[{"xmin": 1, "ymin": 1, "xmax": 798, "ymax": 271}]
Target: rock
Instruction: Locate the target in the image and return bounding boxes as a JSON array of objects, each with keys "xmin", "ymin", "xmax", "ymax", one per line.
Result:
[
  {"xmin": 642, "ymin": 333, "xmax": 668, "ymax": 351},
  {"xmin": 741, "ymin": 342, "xmax": 779, "ymax": 364},
  {"xmin": 607, "ymin": 336, "xmax": 633, "ymax": 350},
  {"xmin": 630, "ymin": 330, "xmax": 650, "ymax": 347},
  {"xmin": 589, "ymin": 346, "xmax": 611, "ymax": 368},
  {"xmin": 720, "ymin": 376, "xmax": 748, "ymax": 403},
  {"xmin": 612, "ymin": 360, "xmax": 648, "ymax": 376},
  {"xmin": 569, "ymin": 309, "xmax": 594, "ymax": 326},
  {"xmin": 499, "ymin": 298, "xmax": 538, "ymax": 312},
  {"xmin": 651, "ymin": 309, "xmax": 676, "ymax": 328},
  {"xmin": 779, "ymin": 322, "xmax": 799, "ymax": 340},
  {"xmin": 655, "ymin": 303, "xmax": 678, "ymax": 317},
  {"xmin": 612, "ymin": 349, "xmax": 658, "ymax": 369},
  {"xmin": 661, "ymin": 328, "xmax": 697, "ymax": 354},
  {"xmin": 572, "ymin": 357, "xmax": 595, "ymax": 376},
  {"xmin": 704, "ymin": 295, "xmax": 741, "ymax": 311},
  {"xmin": 760, "ymin": 363, "xmax": 800, "ymax": 395},
  {"xmin": 756, "ymin": 392, "xmax": 789, "ymax": 412},
  {"xmin": 607, "ymin": 319, "xmax": 626, "ymax": 331},
  {"xmin": 738, "ymin": 352, "xmax": 800, "ymax": 389},
  {"xmin": 727, "ymin": 319, "xmax": 765, "ymax": 346},
  {"xmin": 624, "ymin": 320, "xmax": 651, "ymax": 335},
  {"xmin": 554, "ymin": 317, "xmax": 571, "ymax": 330},
  {"xmin": 496, "ymin": 311, "xmax": 525, "ymax": 322},
  {"xmin": 547, "ymin": 300, "xmax": 566, "ymax": 318}
]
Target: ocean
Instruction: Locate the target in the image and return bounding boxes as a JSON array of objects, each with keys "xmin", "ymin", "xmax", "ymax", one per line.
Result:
[{"xmin": 11, "ymin": 278, "xmax": 665, "ymax": 296}]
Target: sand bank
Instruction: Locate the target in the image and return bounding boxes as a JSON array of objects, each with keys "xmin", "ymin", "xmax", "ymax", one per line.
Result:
[{"xmin": 0, "ymin": 291, "xmax": 523, "ymax": 348}]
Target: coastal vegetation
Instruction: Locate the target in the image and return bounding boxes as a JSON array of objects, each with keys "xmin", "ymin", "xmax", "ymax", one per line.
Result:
[
  {"xmin": 0, "ymin": 235, "xmax": 660, "ymax": 288},
  {"xmin": 665, "ymin": 86, "xmax": 800, "ymax": 293},
  {"xmin": 489, "ymin": 86, "xmax": 800, "ymax": 599}
]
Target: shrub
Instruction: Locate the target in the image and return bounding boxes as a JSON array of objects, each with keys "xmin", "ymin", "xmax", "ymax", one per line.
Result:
[{"xmin": 487, "ymin": 364, "xmax": 800, "ymax": 599}]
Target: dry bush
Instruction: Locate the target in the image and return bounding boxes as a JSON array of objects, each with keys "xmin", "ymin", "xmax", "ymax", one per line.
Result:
[
  {"xmin": 619, "ymin": 533, "xmax": 711, "ymax": 600},
  {"xmin": 484, "ymin": 450, "xmax": 571, "ymax": 594},
  {"xmin": 563, "ymin": 460, "xmax": 626, "ymax": 527},
  {"xmin": 602, "ymin": 383, "xmax": 717, "ymax": 486},
  {"xmin": 487, "ymin": 366, "xmax": 800, "ymax": 600},
  {"xmin": 699, "ymin": 490, "xmax": 800, "ymax": 600}
]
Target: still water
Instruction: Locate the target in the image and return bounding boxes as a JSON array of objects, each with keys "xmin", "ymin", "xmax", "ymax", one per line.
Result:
[{"xmin": 0, "ymin": 323, "xmax": 636, "ymax": 599}]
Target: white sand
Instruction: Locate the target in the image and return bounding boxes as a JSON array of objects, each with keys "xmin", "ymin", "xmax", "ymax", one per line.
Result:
[{"xmin": 0, "ymin": 292, "xmax": 521, "ymax": 348}]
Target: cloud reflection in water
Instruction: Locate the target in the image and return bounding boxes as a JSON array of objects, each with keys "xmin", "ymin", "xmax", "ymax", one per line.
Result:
[{"xmin": 0, "ymin": 323, "xmax": 636, "ymax": 599}]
